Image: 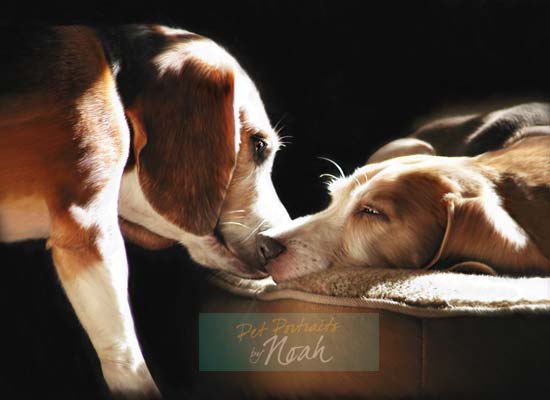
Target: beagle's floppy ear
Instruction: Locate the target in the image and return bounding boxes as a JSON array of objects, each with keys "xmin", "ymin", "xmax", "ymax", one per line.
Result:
[{"xmin": 127, "ymin": 40, "xmax": 238, "ymax": 235}]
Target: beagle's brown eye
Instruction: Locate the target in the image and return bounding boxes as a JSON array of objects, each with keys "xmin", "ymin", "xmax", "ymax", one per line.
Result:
[
  {"xmin": 255, "ymin": 138, "xmax": 266, "ymax": 153},
  {"xmin": 252, "ymin": 134, "xmax": 268, "ymax": 162}
]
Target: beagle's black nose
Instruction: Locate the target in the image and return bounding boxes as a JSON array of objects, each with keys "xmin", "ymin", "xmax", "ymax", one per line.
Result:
[{"xmin": 257, "ymin": 234, "xmax": 286, "ymax": 263}]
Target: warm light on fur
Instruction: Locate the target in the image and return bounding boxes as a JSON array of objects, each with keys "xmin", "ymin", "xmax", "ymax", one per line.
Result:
[{"xmin": 0, "ymin": 25, "xmax": 290, "ymax": 397}]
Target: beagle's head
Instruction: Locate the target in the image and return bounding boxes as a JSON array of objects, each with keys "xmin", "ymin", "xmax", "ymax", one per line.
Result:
[
  {"xmin": 259, "ymin": 154, "xmax": 529, "ymax": 282},
  {"xmin": 118, "ymin": 27, "xmax": 289, "ymax": 277}
]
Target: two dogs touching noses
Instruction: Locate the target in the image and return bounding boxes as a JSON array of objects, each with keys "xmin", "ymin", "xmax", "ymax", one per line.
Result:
[
  {"xmin": 256, "ymin": 103, "xmax": 550, "ymax": 282},
  {"xmin": 3, "ymin": 22, "xmax": 550, "ymax": 399}
]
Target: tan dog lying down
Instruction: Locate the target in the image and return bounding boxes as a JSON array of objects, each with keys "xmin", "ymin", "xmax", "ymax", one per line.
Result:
[{"xmin": 257, "ymin": 135, "xmax": 550, "ymax": 282}]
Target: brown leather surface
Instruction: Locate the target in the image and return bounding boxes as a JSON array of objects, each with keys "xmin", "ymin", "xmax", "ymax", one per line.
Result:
[
  {"xmin": 199, "ymin": 284, "xmax": 422, "ymax": 399},
  {"xmin": 194, "ymin": 282, "xmax": 550, "ymax": 398},
  {"xmin": 423, "ymin": 316, "xmax": 550, "ymax": 398}
]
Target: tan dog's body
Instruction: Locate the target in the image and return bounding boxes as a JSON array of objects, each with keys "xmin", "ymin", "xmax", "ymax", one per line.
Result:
[
  {"xmin": 368, "ymin": 102, "xmax": 550, "ymax": 162},
  {"xmin": 1, "ymin": 25, "xmax": 289, "ymax": 397},
  {"xmin": 259, "ymin": 135, "xmax": 550, "ymax": 282}
]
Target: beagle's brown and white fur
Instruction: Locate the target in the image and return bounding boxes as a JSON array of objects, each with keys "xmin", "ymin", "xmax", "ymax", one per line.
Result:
[
  {"xmin": 258, "ymin": 135, "xmax": 550, "ymax": 283},
  {"xmin": 0, "ymin": 25, "xmax": 289, "ymax": 397}
]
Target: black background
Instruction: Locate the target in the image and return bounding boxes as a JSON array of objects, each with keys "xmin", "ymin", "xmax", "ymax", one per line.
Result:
[{"xmin": 1, "ymin": 1, "xmax": 550, "ymax": 399}]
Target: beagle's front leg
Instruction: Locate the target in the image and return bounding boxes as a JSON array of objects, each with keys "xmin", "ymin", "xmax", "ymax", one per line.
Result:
[{"xmin": 48, "ymin": 189, "xmax": 160, "ymax": 398}]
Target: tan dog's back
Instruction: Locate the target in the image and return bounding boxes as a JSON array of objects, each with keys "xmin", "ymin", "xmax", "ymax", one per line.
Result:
[{"xmin": 477, "ymin": 135, "xmax": 550, "ymax": 261}]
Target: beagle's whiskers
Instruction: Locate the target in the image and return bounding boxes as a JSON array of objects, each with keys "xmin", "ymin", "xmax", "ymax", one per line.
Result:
[
  {"xmin": 277, "ymin": 135, "xmax": 293, "ymax": 149},
  {"xmin": 241, "ymin": 219, "xmax": 269, "ymax": 243},
  {"xmin": 273, "ymin": 113, "xmax": 290, "ymax": 134},
  {"xmin": 219, "ymin": 221, "xmax": 251, "ymax": 230}
]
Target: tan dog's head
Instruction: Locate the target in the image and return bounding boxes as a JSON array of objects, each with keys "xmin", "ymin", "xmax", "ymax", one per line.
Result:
[
  {"xmin": 118, "ymin": 27, "xmax": 289, "ymax": 276},
  {"xmin": 259, "ymin": 154, "xmax": 533, "ymax": 282}
]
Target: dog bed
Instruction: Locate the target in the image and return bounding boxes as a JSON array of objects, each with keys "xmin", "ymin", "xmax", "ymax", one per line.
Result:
[
  {"xmin": 211, "ymin": 266, "xmax": 550, "ymax": 317},
  {"xmin": 194, "ymin": 266, "xmax": 550, "ymax": 399}
]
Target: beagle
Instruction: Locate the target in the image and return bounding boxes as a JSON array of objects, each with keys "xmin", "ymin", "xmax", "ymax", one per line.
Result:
[
  {"xmin": 0, "ymin": 25, "xmax": 289, "ymax": 397},
  {"xmin": 257, "ymin": 135, "xmax": 550, "ymax": 282}
]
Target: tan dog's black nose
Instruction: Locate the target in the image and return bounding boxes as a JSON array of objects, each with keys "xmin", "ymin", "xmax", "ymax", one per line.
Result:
[{"xmin": 257, "ymin": 234, "xmax": 286, "ymax": 263}]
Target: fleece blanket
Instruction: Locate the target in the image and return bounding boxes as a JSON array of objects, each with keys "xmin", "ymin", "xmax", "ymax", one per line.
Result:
[{"xmin": 209, "ymin": 266, "xmax": 550, "ymax": 318}]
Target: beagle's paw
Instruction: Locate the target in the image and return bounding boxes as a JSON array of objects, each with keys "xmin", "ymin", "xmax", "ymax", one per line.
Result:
[{"xmin": 102, "ymin": 360, "xmax": 161, "ymax": 399}]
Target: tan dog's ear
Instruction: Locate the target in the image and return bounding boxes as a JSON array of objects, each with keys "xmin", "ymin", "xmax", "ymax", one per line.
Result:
[
  {"xmin": 127, "ymin": 43, "xmax": 238, "ymax": 235},
  {"xmin": 424, "ymin": 189, "xmax": 529, "ymax": 274},
  {"xmin": 423, "ymin": 194, "xmax": 494, "ymax": 272},
  {"xmin": 423, "ymin": 193, "xmax": 457, "ymax": 270}
]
